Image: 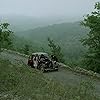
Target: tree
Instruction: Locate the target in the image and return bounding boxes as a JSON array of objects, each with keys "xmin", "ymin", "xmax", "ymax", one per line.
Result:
[
  {"xmin": 0, "ymin": 23, "xmax": 13, "ymax": 52},
  {"xmin": 23, "ymin": 44, "xmax": 30, "ymax": 55},
  {"xmin": 81, "ymin": 2, "xmax": 100, "ymax": 73},
  {"xmin": 48, "ymin": 38, "xmax": 64, "ymax": 62}
]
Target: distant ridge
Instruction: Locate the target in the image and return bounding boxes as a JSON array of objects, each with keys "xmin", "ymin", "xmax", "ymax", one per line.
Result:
[{"xmin": 16, "ymin": 22, "xmax": 89, "ymax": 60}]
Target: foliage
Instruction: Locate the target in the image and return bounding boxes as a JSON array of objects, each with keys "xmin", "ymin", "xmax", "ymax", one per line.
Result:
[
  {"xmin": 81, "ymin": 2, "xmax": 100, "ymax": 73},
  {"xmin": 22, "ymin": 44, "xmax": 30, "ymax": 55},
  {"xmin": 48, "ymin": 37, "xmax": 64, "ymax": 62},
  {"xmin": 0, "ymin": 23, "xmax": 13, "ymax": 52},
  {"xmin": 11, "ymin": 35, "xmax": 36, "ymax": 55}
]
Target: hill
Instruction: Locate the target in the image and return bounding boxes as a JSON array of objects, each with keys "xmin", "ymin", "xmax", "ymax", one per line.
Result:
[
  {"xmin": 0, "ymin": 15, "xmax": 79, "ymax": 32},
  {"xmin": 16, "ymin": 22, "xmax": 89, "ymax": 63}
]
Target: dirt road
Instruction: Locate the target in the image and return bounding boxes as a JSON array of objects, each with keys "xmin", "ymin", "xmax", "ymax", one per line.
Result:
[{"xmin": 0, "ymin": 51, "xmax": 100, "ymax": 96}]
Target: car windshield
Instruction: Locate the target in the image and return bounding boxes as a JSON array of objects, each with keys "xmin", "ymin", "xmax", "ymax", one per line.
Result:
[{"xmin": 32, "ymin": 52, "xmax": 49, "ymax": 58}]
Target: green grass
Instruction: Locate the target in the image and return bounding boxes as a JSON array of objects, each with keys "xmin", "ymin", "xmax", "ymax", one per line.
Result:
[{"xmin": 0, "ymin": 58, "xmax": 99, "ymax": 100}]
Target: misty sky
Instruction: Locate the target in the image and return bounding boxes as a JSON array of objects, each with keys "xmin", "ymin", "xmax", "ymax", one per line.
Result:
[{"xmin": 0, "ymin": 0, "xmax": 99, "ymax": 18}]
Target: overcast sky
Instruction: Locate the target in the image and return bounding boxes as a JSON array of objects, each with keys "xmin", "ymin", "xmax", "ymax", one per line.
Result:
[{"xmin": 0, "ymin": 0, "xmax": 99, "ymax": 18}]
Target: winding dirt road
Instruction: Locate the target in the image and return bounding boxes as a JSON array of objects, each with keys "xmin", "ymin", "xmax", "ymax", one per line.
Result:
[{"xmin": 0, "ymin": 50, "xmax": 100, "ymax": 96}]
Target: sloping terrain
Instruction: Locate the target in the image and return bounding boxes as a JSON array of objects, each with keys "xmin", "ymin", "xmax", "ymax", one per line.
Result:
[
  {"xmin": 16, "ymin": 22, "xmax": 89, "ymax": 61},
  {"xmin": 0, "ymin": 58, "xmax": 68, "ymax": 100},
  {"xmin": 0, "ymin": 50, "xmax": 100, "ymax": 100}
]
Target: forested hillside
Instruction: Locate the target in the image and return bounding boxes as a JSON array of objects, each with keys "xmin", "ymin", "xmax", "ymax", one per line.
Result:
[
  {"xmin": 0, "ymin": 15, "xmax": 89, "ymax": 64},
  {"xmin": 16, "ymin": 22, "xmax": 89, "ymax": 64}
]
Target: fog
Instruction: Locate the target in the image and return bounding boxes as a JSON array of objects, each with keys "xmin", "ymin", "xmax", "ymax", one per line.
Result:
[
  {"xmin": 0, "ymin": 0, "xmax": 99, "ymax": 18},
  {"xmin": 0, "ymin": 0, "xmax": 99, "ymax": 31}
]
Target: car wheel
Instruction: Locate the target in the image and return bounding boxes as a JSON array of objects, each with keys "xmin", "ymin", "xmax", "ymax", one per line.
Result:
[
  {"xmin": 55, "ymin": 68, "xmax": 58, "ymax": 71},
  {"xmin": 40, "ymin": 64, "xmax": 45, "ymax": 73}
]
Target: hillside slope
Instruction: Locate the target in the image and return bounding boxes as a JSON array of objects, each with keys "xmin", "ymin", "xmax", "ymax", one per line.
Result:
[
  {"xmin": 16, "ymin": 22, "xmax": 89, "ymax": 61},
  {"xmin": 0, "ymin": 50, "xmax": 100, "ymax": 100},
  {"xmin": 17, "ymin": 22, "xmax": 88, "ymax": 40}
]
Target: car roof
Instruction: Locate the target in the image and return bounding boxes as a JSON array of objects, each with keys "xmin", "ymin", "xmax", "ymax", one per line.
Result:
[{"xmin": 32, "ymin": 52, "xmax": 48, "ymax": 56}]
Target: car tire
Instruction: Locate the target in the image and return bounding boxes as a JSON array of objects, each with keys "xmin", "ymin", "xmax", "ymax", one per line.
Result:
[
  {"xmin": 55, "ymin": 68, "xmax": 58, "ymax": 71},
  {"xmin": 40, "ymin": 64, "xmax": 45, "ymax": 73}
]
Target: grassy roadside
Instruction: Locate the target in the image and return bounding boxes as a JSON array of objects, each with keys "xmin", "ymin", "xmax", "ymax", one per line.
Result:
[{"xmin": 0, "ymin": 58, "xmax": 100, "ymax": 100}]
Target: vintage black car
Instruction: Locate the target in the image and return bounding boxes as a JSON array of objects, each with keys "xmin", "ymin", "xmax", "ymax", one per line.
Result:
[{"xmin": 28, "ymin": 52, "xmax": 59, "ymax": 72}]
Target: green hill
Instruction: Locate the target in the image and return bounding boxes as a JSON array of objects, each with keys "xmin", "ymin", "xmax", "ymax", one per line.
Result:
[{"xmin": 16, "ymin": 22, "xmax": 89, "ymax": 62}]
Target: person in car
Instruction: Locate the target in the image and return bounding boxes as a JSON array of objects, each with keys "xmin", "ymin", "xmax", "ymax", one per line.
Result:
[
  {"xmin": 40, "ymin": 54, "xmax": 53, "ymax": 68},
  {"xmin": 33, "ymin": 54, "xmax": 39, "ymax": 68},
  {"xmin": 28, "ymin": 56, "xmax": 31, "ymax": 66},
  {"xmin": 51, "ymin": 55, "xmax": 58, "ymax": 62},
  {"xmin": 28, "ymin": 55, "xmax": 34, "ymax": 68},
  {"xmin": 39, "ymin": 54, "xmax": 46, "ymax": 64}
]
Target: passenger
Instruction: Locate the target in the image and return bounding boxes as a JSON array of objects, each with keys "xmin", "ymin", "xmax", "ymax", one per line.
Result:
[
  {"xmin": 28, "ymin": 56, "xmax": 31, "ymax": 66},
  {"xmin": 51, "ymin": 55, "xmax": 58, "ymax": 62},
  {"xmin": 33, "ymin": 54, "xmax": 39, "ymax": 68},
  {"xmin": 54, "ymin": 56, "xmax": 58, "ymax": 62},
  {"xmin": 31, "ymin": 55, "xmax": 35, "ymax": 68},
  {"xmin": 38, "ymin": 54, "xmax": 45, "ymax": 66},
  {"xmin": 28, "ymin": 55, "xmax": 34, "ymax": 68}
]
